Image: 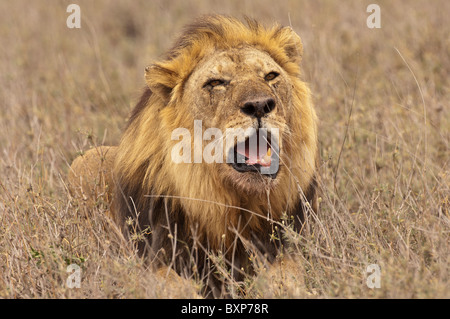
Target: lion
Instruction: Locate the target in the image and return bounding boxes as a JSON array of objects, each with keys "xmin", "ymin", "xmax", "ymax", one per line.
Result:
[{"xmin": 69, "ymin": 15, "xmax": 318, "ymax": 298}]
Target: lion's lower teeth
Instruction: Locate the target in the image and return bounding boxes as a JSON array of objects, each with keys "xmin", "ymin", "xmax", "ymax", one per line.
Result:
[
  {"xmin": 244, "ymin": 150, "xmax": 271, "ymax": 166},
  {"xmin": 260, "ymin": 155, "xmax": 271, "ymax": 166}
]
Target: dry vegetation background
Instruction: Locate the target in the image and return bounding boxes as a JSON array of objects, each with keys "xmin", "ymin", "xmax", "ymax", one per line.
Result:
[{"xmin": 0, "ymin": 0, "xmax": 448, "ymax": 298}]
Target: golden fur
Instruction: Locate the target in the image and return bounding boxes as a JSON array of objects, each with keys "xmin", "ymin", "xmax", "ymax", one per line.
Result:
[
  {"xmin": 69, "ymin": 15, "xmax": 318, "ymax": 297},
  {"xmin": 69, "ymin": 146, "xmax": 116, "ymax": 209}
]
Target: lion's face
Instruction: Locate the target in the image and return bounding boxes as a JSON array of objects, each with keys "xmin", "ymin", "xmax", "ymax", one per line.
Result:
[{"xmin": 182, "ymin": 46, "xmax": 293, "ymax": 191}]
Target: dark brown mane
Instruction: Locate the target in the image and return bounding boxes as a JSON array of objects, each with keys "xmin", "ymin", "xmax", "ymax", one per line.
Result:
[{"xmin": 126, "ymin": 87, "xmax": 152, "ymax": 129}]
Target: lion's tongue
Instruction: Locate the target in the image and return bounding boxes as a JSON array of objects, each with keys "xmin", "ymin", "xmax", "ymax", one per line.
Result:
[{"xmin": 237, "ymin": 144, "xmax": 272, "ymax": 167}]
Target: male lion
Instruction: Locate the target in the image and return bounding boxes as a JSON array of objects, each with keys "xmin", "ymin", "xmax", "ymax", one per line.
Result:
[{"xmin": 69, "ymin": 15, "xmax": 318, "ymax": 298}]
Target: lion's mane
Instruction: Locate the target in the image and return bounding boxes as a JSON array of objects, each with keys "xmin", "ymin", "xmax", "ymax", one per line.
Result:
[{"xmin": 111, "ymin": 15, "xmax": 318, "ymax": 296}]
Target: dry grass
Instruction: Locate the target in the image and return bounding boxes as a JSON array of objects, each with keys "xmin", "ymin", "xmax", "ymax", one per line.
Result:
[{"xmin": 0, "ymin": 0, "xmax": 448, "ymax": 298}]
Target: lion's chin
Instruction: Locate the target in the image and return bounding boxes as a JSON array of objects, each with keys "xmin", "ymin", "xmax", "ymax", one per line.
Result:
[
  {"xmin": 219, "ymin": 164, "xmax": 281, "ymax": 195},
  {"xmin": 229, "ymin": 162, "xmax": 278, "ymax": 180}
]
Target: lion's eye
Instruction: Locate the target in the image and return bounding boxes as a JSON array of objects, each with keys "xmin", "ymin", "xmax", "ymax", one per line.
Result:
[
  {"xmin": 204, "ymin": 79, "xmax": 225, "ymax": 88},
  {"xmin": 264, "ymin": 72, "xmax": 279, "ymax": 81}
]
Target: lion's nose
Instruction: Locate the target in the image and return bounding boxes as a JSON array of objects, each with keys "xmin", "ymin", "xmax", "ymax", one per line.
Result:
[{"xmin": 240, "ymin": 97, "xmax": 276, "ymax": 118}]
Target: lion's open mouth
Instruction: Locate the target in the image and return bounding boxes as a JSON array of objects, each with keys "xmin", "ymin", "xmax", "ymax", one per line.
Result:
[{"xmin": 228, "ymin": 130, "xmax": 279, "ymax": 179}]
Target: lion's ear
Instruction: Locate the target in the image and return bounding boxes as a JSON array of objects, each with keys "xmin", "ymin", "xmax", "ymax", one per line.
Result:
[
  {"xmin": 281, "ymin": 27, "xmax": 303, "ymax": 65},
  {"xmin": 145, "ymin": 64, "xmax": 177, "ymax": 102}
]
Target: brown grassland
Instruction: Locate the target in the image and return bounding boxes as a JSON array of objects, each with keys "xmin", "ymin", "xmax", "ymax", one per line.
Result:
[{"xmin": 0, "ymin": 0, "xmax": 448, "ymax": 298}]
